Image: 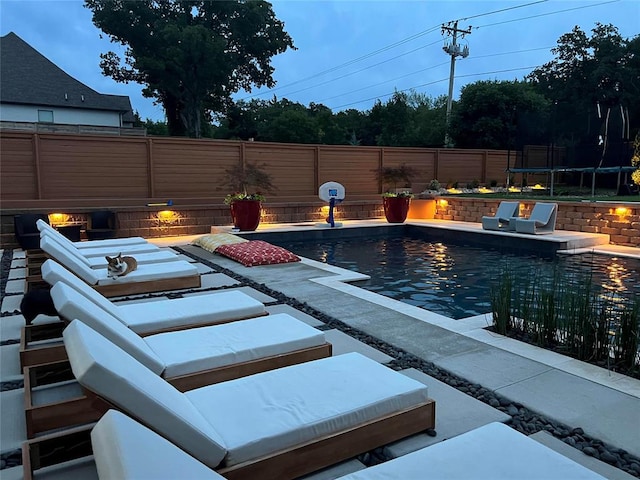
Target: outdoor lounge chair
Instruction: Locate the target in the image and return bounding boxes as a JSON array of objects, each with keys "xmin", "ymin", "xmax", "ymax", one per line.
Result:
[
  {"xmin": 24, "ymin": 307, "xmax": 331, "ymax": 437},
  {"xmin": 20, "ymin": 260, "xmax": 267, "ymax": 366},
  {"xmin": 15, "ymin": 213, "xmax": 50, "ymax": 250},
  {"xmin": 22, "ymin": 412, "xmax": 604, "ymax": 480},
  {"xmin": 54, "ymin": 321, "xmax": 435, "ymax": 480},
  {"xmin": 515, "ymin": 202, "xmax": 558, "ymax": 234},
  {"xmin": 39, "ymin": 229, "xmax": 180, "ymax": 267},
  {"xmin": 37, "ymin": 219, "xmax": 160, "ymax": 256},
  {"xmin": 481, "ymin": 201, "xmax": 520, "ymax": 231},
  {"xmin": 37, "ymin": 235, "xmax": 200, "ymax": 296},
  {"xmin": 85, "ymin": 210, "xmax": 117, "ymax": 240}
]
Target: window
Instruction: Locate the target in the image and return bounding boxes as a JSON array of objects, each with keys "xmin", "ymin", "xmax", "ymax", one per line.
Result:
[{"xmin": 38, "ymin": 110, "xmax": 54, "ymax": 123}]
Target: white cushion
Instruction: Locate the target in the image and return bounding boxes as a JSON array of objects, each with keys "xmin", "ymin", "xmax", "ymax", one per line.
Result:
[
  {"xmin": 64, "ymin": 321, "xmax": 228, "ymax": 469},
  {"xmin": 92, "ymin": 410, "xmax": 224, "ymax": 480},
  {"xmin": 74, "ymin": 236, "xmax": 148, "ymax": 249},
  {"xmin": 186, "ymin": 352, "xmax": 431, "ymax": 467},
  {"xmin": 337, "ymin": 422, "xmax": 605, "ymax": 480},
  {"xmin": 95, "ymin": 259, "xmax": 198, "ymax": 285},
  {"xmin": 146, "ymin": 313, "xmax": 326, "ymax": 378},
  {"xmin": 40, "ymin": 235, "xmax": 100, "ymax": 284},
  {"xmin": 43, "ymin": 259, "xmax": 265, "ymax": 333},
  {"xmin": 40, "ymin": 231, "xmax": 92, "ymax": 266},
  {"xmin": 74, "ymin": 241, "xmax": 161, "ymax": 257},
  {"xmin": 51, "ymin": 283, "xmax": 165, "ymax": 375},
  {"xmin": 42, "ymin": 260, "xmax": 119, "ymax": 315},
  {"xmin": 86, "ymin": 249, "xmax": 180, "ymax": 268},
  {"xmin": 118, "ymin": 290, "xmax": 265, "ymax": 334}
]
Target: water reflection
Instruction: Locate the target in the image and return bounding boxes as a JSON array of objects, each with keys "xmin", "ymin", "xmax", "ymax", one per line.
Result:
[{"xmin": 277, "ymin": 236, "xmax": 640, "ymax": 320}]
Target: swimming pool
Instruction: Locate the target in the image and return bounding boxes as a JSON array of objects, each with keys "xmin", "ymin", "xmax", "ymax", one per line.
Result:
[{"xmin": 273, "ymin": 233, "xmax": 640, "ymax": 320}]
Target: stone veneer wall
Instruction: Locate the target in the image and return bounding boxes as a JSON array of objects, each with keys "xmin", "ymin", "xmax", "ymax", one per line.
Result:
[
  {"xmin": 433, "ymin": 197, "xmax": 639, "ymax": 247},
  {"xmin": 0, "ymin": 201, "xmax": 384, "ymax": 248},
  {"xmin": 2, "ymin": 198, "xmax": 637, "ymax": 248}
]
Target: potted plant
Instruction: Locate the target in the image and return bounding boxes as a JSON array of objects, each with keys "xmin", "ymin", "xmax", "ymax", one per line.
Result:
[
  {"xmin": 223, "ymin": 162, "xmax": 275, "ymax": 231},
  {"xmin": 375, "ymin": 164, "xmax": 417, "ymax": 223}
]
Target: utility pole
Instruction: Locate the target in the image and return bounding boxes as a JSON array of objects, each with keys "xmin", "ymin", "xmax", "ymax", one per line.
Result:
[{"xmin": 442, "ymin": 21, "xmax": 471, "ymax": 147}]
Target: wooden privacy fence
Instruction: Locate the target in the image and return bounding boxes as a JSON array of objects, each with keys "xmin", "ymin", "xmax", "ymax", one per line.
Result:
[{"xmin": 1, "ymin": 131, "xmax": 511, "ymax": 209}]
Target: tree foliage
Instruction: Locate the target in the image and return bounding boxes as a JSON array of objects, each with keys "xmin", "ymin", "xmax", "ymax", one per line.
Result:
[
  {"xmin": 528, "ymin": 23, "xmax": 639, "ymax": 158},
  {"xmin": 84, "ymin": 0, "xmax": 295, "ymax": 138},
  {"xmin": 450, "ymin": 80, "xmax": 549, "ymax": 149}
]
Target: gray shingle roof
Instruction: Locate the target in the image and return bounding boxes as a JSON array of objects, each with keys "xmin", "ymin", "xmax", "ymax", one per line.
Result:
[{"xmin": 1, "ymin": 32, "xmax": 134, "ymax": 122}]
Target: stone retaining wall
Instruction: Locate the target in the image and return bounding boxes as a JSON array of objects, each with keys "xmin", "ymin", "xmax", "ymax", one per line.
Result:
[
  {"xmin": 2, "ymin": 198, "xmax": 637, "ymax": 248},
  {"xmin": 0, "ymin": 201, "xmax": 384, "ymax": 248},
  {"xmin": 433, "ymin": 197, "xmax": 639, "ymax": 247}
]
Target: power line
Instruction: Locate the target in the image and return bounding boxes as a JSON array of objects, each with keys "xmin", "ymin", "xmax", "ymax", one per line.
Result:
[
  {"xmin": 267, "ymin": 39, "xmax": 444, "ymax": 100},
  {"xmin": 241, "ymin": 0, "xmax": 621, "ymax": 111},
  {"xmin": 243, "ymin": 0, "xmax": 555, "ymax": 101},
  {"xmin": 475, "ymin": 0, "xmax": 620, "ymax": 29},
  {"xmin": 316, "ymin": 45, "xmax": 554, "ymax": 104},
  {"xmin": 329, "ymin": 66, "xmax": 539, "ymax": 110},
  {"xmin": 241, "ymin": 25, "xmax": 442, "ymax": 100}
]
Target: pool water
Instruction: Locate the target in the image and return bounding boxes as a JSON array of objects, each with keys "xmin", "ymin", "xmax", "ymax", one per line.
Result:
[{"xmin": 276, "ymin": 235, "xmax": 640, "ymax": 320}]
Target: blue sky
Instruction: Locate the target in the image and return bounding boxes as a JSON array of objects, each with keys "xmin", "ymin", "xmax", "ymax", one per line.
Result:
[{"xmin": 1, "ymin": 0, "xmax": 638, "ymax": 122}]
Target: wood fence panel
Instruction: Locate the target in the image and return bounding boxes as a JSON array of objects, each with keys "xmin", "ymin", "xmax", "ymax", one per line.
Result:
[
  {"xmin": 38, "ymin": 135, "xmax": 148, "ymax": 198},
  {"xmin": 0, "ymin": 131, "xmax": 513, "ymax": 206},
  {"xmin": 0, "ymin": 133, "xmax": 38, "ymax": 199},
  {"xmin": 152, "ymin": 139, "xmax": 240, "ymax": 197},
  {"xmin": 383, "ymin": 149, "xmax": 437, "ymax": 191},
  {"xmin": 486, "ymin": 151, "xmax": 509, "ymax": 185},
  {"xmin": 245, "ymin": 144, "xmax": 316, "ymax": 197},
  {"xmin": 437, "ymin": 150, "xmax": 484, "ymax": 186},
  {"xmin": 318, "ymin": 147, "xmax": 380, "ymax": 195}
]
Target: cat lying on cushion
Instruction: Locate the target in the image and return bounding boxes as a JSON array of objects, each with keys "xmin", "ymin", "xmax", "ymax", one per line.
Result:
[{"xmin": 105, "ymin": 253, "xmax": 138, "ymax": 278}]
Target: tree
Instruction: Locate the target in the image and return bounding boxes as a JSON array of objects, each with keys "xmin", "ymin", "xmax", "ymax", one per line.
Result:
[
  {"xmin": 85, "ymin": 0, "xmax": 295, "ymax": 138},
  {"xmin": 528, "ymin": 24, "xmax": 639, "ymax": 159},
  {"xmin": 449, "ymin": 80, "xmax": 549, "ymax": 149}
]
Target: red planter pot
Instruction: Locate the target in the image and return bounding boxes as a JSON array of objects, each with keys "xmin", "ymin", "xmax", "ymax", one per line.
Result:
[
  {"xmin": 230, "ymin": 200, "xmax": 262, "ymax": 231},
  {"xmin": 383, "ymin": 196, "xmax": 411, "ymax": 223}
]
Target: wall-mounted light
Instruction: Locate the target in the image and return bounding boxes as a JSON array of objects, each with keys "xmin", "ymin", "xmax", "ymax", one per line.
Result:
[
  {"xmin": 614, "ymin": 207, "xmax": 630, "ymax": 219},
  {"xmin": 48, "ymin": 213, "xmax": 67, "ymax": 226},
  {"xmin": 157, "ymin": 210, "xmax": 179, "ymax": 223},
  {"xmin": 438, "ymin": 199, "xmax": 449, "ymax": 208}
]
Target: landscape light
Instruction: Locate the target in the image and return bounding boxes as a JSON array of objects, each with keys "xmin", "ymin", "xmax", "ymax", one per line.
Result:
[{"xmin": 614, "ymin": 207, "xmax": 629, "ymax": 219}]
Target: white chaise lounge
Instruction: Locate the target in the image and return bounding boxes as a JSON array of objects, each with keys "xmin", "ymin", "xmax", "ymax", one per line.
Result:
[
  {"xmin": 24, "ymin": 310, "xmax": 331, "ymax": 437},
  {"xmin": 57, "ymin": 321, "xmax": 436, "ymax": 480},
  {"xmin": 37, "ymin": 219, "xmax": 160, "ymax": 256},
  {"xmin": 23, "ymin": 411, "xmax": 602, "ymax": 480},
  {"xmin": 481, "ymin": 201, "xmax": 520, "ymax": 231},
  {"xmin": 37, "ymin": 236, "xmax": 200, "ymax": 296},
  {"xmin": 39, "ymin": 229, "xmax": 180, "ymax": 268},
  {"xmin": 20, "ymin": 259, "xmax": 266, "ymax": 366},
  {"xmin": 515, "ymin": 202, "xmax": 558, "ymax": 234}
]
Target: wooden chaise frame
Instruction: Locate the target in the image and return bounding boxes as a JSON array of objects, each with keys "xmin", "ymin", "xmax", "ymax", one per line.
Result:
[
  {"xmin": 26, "ymin": 269, "xmax": 201, "ymax": 298},
  {"xmin": 19, "ymin": 309, "xmax": 270, "ymax": 368},
  {"xmin": 23, "ymin": 397, "xmax": 435, "ymax": 480},
  {"xmin": 23, "ymin": 342, "xmax": 332, "ymax": 438}
]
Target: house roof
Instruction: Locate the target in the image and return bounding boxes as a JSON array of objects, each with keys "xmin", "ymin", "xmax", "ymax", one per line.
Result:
[{"xmin": 1, "ymin": 32, "xmax": 134, "ymax": 122}]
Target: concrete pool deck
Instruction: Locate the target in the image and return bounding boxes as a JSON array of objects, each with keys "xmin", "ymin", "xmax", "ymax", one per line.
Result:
[{"xmin": 1, "ymin": 219, "xmax": 639, "ymax": 479}]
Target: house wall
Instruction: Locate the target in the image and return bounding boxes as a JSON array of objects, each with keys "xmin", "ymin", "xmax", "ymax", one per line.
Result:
[{"xmin": 0, "ymin": 104, "xmax": 122, "ymax": 127}]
